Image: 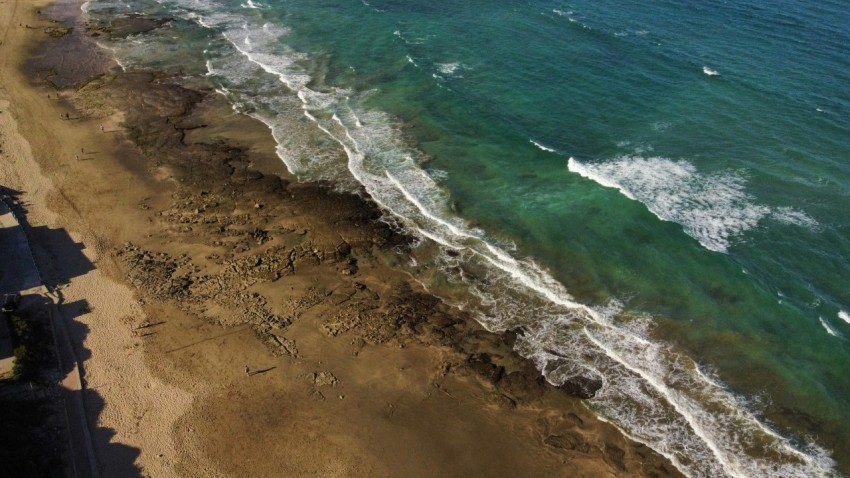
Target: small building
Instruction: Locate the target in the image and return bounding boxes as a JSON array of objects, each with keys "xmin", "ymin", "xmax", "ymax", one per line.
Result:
[{"xmin": 2, "ymin": 293, "xmax": 21, "ymax": 312}]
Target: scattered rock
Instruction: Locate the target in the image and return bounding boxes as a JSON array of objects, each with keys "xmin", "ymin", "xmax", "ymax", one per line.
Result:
[
  {"xmin": 311, "ymin": 371, "xmax": 339, "ymax": 388},
  {"xmin": 467, "ymin": 353, "xmax": 505, "ymax": 384},
  {"xmin": 604, "ymin": 443, "xmax": 627, "ymax": 471},
  {"xmin": 544, "ymin": 432, "xmax": 593, "ymax": 454},
  {"xmin": 44, "ymin": 26, "xmax": 72, "ymax": 38},
  {"xmin": 498, "ymin": 369, "xmax": 546, "ymax": 402},
  {"xmin": 558, "ymin": 375, "xmax": 603, "ymax": 400},
  {"xmin": 491, "ymin": 393, "xmax": 517, "ymax": 409}
]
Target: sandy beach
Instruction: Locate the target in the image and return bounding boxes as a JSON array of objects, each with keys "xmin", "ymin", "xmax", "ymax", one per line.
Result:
[{"xmin": 0, "ymin": 0, "xmax": 683, "ymax": 476}]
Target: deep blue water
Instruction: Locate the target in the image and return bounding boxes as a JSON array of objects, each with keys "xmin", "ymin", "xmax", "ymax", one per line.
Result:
[{"xmin": 84, "ymin": 0, "xmax": 850, "ymax": 475}]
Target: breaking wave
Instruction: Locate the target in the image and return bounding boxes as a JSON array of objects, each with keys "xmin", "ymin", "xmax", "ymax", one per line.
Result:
[
  {"xmin": 567, "ymin": 156, "xmax": 818, "ymax": 253},
  {"xmin": 820, "ymin": 317, "xmax": 842, "ymax": 338},
  {"xmin": 86, "ymin": 1, "xmax": 841, "ymax": 476}
]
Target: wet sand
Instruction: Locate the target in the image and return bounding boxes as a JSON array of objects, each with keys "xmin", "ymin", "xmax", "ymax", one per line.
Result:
[{"xmin": 0, "ymin": 0, "xmax": 683, "ymax": 476}]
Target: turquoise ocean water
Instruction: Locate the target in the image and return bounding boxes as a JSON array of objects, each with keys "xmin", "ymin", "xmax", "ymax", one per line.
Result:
[{"xmin": 83, "ymin": 0, "xmax": 850, "ymax": 476}]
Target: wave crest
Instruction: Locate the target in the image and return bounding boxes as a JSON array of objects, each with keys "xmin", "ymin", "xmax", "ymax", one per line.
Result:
[{"xmin": 568, "ymin": 156, "xmax": 818, "ymax": 253}]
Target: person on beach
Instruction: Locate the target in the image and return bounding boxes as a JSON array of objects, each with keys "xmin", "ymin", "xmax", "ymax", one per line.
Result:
[
  {"xmin": 244, "ymin": 365, "xmax": 250, "ymax": 375},
  {"xmin": 100, "ymin": 124, "xmax": 104, "ymax": 132}
]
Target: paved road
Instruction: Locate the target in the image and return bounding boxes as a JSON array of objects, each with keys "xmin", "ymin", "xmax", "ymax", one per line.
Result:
[
  {"xmin": 51, "ymin": 301, "xmax": 101, "ymax": 478},
  {"xmin": 0, "ymin": 200, "xmax": 41, "ymax": 294}
]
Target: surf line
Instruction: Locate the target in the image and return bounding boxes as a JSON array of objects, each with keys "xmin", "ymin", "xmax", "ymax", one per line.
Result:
[
  {"xmin": 178, "ymin": 8, "xmax": 837, "ymax": 474},
  {"xmin": 293, "ymin": 83, "xmax": 830, "ymax": 478},
  {"xmin": 530, "ymin": 139, "xmax": 556, "ymax": 152},
  {"xmin": 820, "ymin": 317, "xmax": 842, "ymax": 338}
]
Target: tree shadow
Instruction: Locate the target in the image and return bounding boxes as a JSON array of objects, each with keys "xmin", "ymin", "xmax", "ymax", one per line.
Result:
[
  {"xmin": 52, "ymin": 289, "xmax": 145, "ymax": 477},
  {"xmin": 0, "ymin": 186, "xmax": 94, "ymax": 290},
  {"xmin": 0, "ymin": 186, "xmax": 143, "ymax": 477},
  {"xmin": 0, "ymin": 192, "xmax": 41, "ymax": 294}
]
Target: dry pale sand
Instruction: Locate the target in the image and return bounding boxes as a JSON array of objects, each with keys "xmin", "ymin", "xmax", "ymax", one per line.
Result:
[
  {"xmin": 1, "ymin": 3, "xmax": 194, "ymax": 477},
  {"xmin": 0, "ymin": 0, "xmax": 683, "ymax": 477}
]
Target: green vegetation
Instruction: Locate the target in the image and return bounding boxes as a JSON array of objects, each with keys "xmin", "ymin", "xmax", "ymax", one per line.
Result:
[
  {"xmin": 12, "ymin": 344, "xmax": 33, "ymax": 380},
  {"xmin": 6, "ymin": 312, "xmax": 35, "ymax": 381},
  {"xmin": 2, "ymin": 310, "xmax": 54, "ymax": 383},
  {"xmin": 0, "ymin": 311, "xmax": 64, "ymax": 475}
]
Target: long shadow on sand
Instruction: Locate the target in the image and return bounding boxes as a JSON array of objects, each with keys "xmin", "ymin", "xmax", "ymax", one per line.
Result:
[
  {"xmin": 0, "ymin": 186, "xmax": 94, "ymax": 289},
  {"xmin": 0, "ymin": 185, "xmax": 143, "ymax": 477}
]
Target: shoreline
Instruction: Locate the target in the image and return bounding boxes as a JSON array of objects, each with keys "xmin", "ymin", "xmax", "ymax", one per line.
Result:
[{"xmin": 1, "ymin": 0, "xmax": 684, "ymax": 476}]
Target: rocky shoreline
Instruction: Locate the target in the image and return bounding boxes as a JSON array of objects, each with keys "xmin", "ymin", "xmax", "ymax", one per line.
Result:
[{"xmin": 14, "ymin": 3, "xmax": 684, "ymax": 476}]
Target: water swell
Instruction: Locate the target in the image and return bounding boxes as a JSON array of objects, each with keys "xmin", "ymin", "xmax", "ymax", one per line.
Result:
[
  {"xmin": 211, "ymin": 17, "xmax": 837, "ymax": 475},
  {"xmin": 819, "ymin": 317, "xmax": 842, "ymax": 338},
  {"xmin": 90, "ymin": 1, "xmax": 841, "ymax": 476},
  {"xmin": 530, "ymin": 139, "xmax": 557, "ymax": 152},
  {"xmin": 567, "ymin": 156, "xmax": 819, "ymax": 253}
]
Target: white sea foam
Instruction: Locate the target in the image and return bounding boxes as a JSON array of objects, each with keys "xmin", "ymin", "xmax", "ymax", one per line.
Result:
[
  {"xmin": 703, "ymin": 66, "xmax": 720, "ymax": 76},
  {"xmin": 359, "ymin": 0, "xmax": 384, "ymax": 12},
  {"xmin": 567, "ymin": 156, "xmax": 818, "ymax": 253},
  {"xmin": 771, "ymin": 206, "xmax": 819, "ymax": 229},
  {"xmin": 819, "ymin": 317, "xmax": 841, "ymax": 338},
  {"xmin": 839, "ymin": 310, "xmax": 850, "ymax": 325},
  {"xmin": 552, "ymin": 8, "xmax": 588, "ymax": 27},
  {"xmin": 530, "ymin": 140, "xmax": 556, "ymax": 152},
  {"xmin": 393, "ymin": 29, "xmax": 427, "ymax": 45},
  {"xmin": 436, "ymin": 62, "xmax": 462, "ymax": 76},
  {"xmin": 222, "ymin": 25, "xmax": 311, "ymax": 90},
  {"xmin": 95, "ymin": 2, "xmax": 841, "ymax": 476},
  {"xmin": 652, "ymin": 121, "xmax": 672, "ymax": 132},
  {"xmin": 290, "ymin": 50, "xmax": 834, "ymax": 478},
  {"xmin": 427, "ymin": 168, "xmax": 449, "ymax": 181},
  {"xmin": 333, "ymin": 137, "xmax": 838, "ymax": 477},
  {"xmin": 94, "ymin": 40, "xmax": 128, "ymax": 71}
]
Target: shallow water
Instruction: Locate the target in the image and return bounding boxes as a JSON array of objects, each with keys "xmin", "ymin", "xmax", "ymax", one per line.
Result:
[{"xmin": 83, "ymin": 0, "xmax": 850, "ymax": 475}]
